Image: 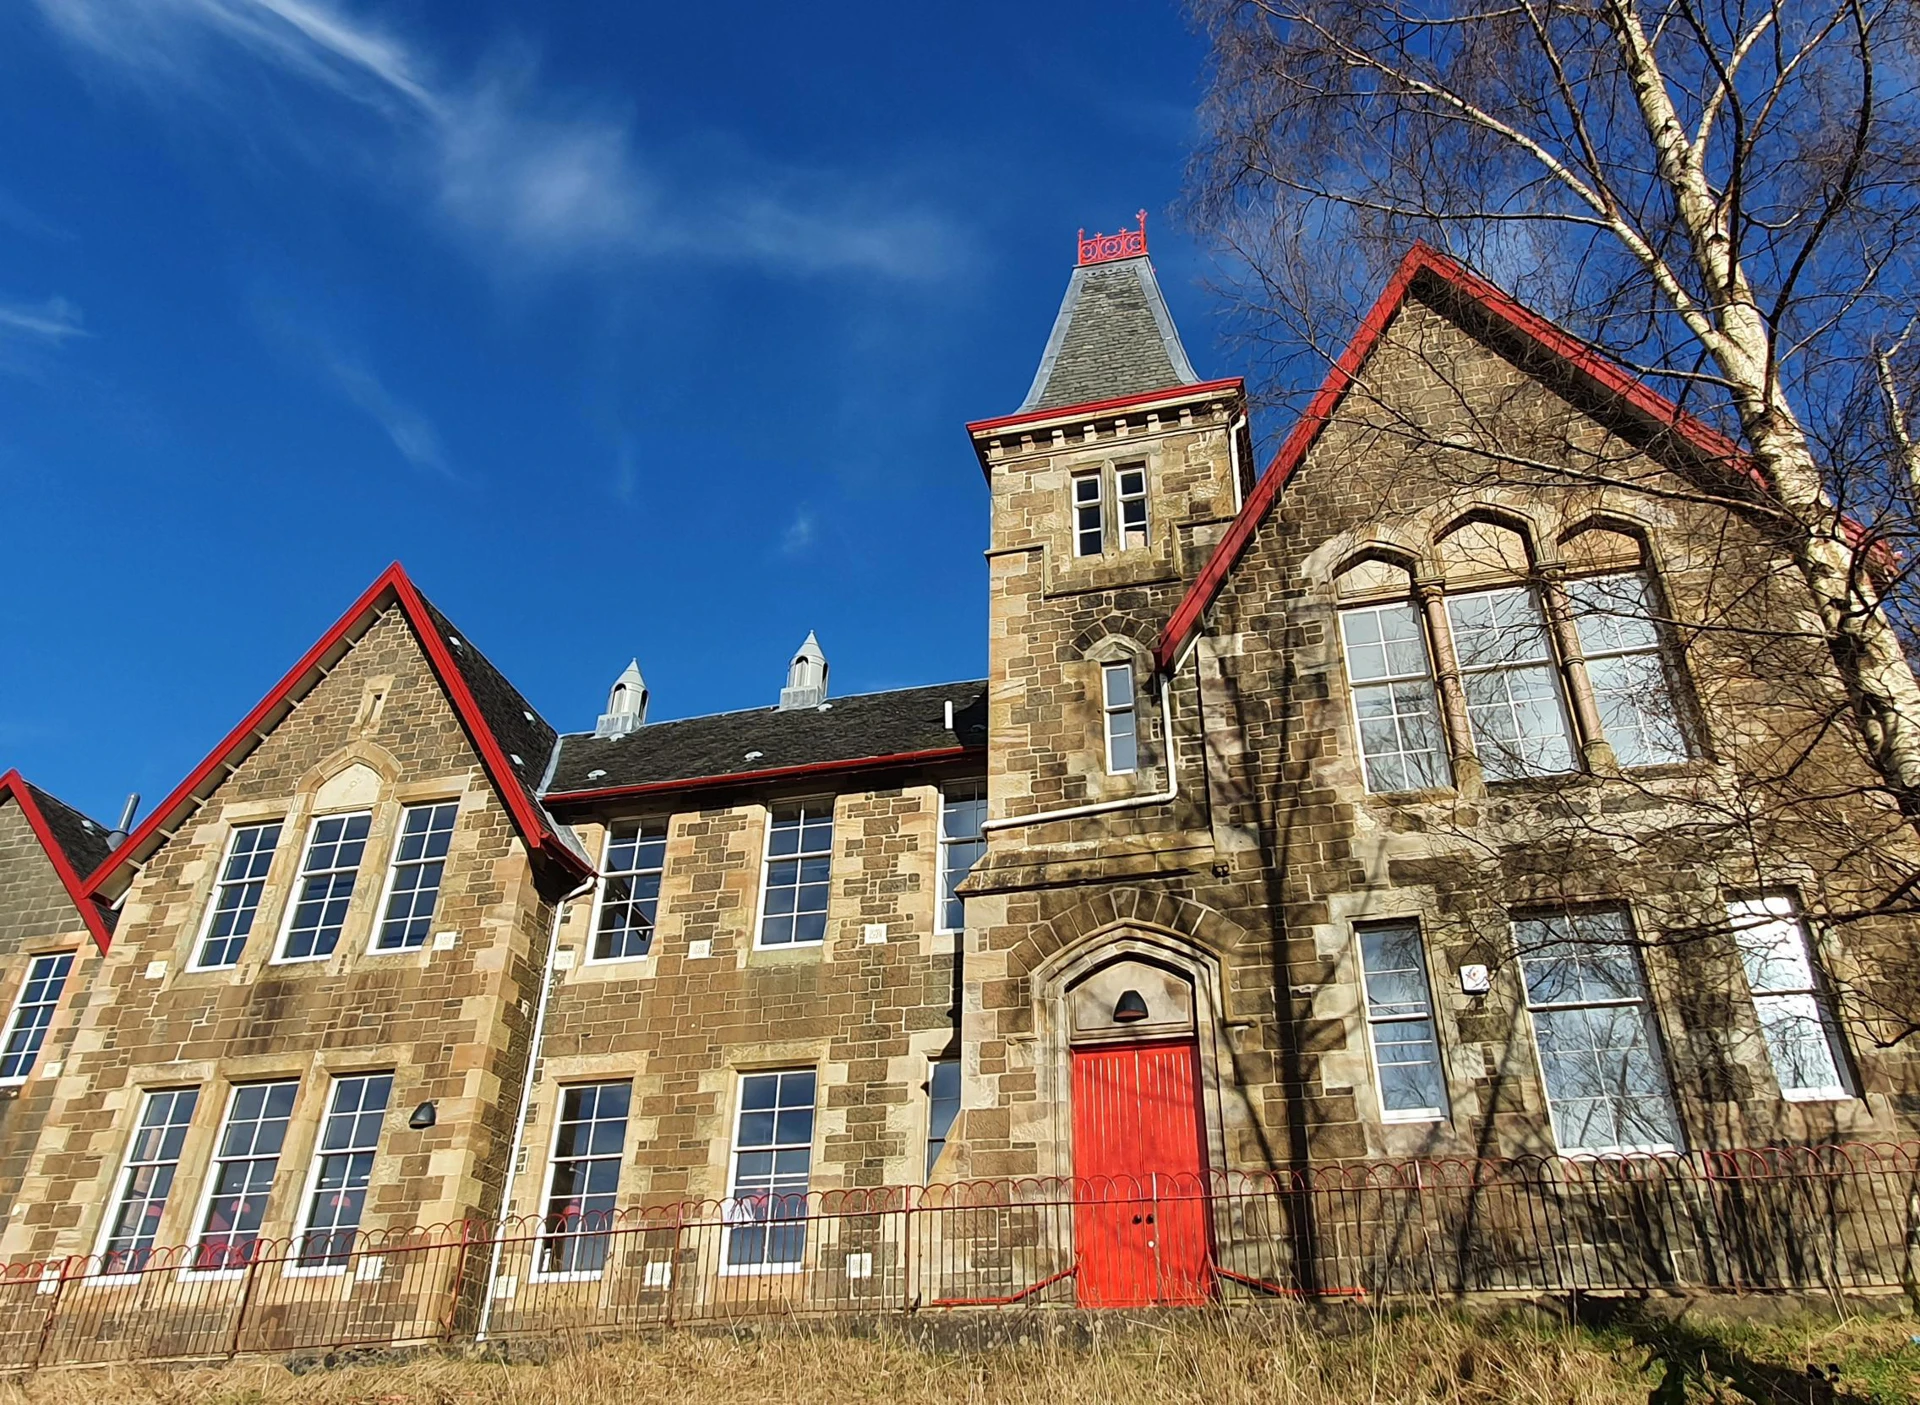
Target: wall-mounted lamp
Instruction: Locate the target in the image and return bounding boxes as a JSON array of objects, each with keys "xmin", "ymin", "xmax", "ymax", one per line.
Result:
[
  {"xmin": 1112, "ymin": 989, "xmax": 1150, "ymax": 1023},
  {"xmin": 408, "ymin": 1101, "xmax": 437, "ymax": 1130}
]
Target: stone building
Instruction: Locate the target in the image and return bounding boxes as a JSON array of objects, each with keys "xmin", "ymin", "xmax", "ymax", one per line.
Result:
[{"xmin": 0, "ymin": 223, "xmax": 1914, "ymax": 1307}]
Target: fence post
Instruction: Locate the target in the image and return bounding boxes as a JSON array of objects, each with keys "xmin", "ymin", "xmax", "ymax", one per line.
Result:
[
  {"xmin": 27, "ymin": 1258, "xmax": 73, "ymax": 1371},
  {"xmin": 898, "ymin": 1194, "xmax": 915, "ymax": 1314},
  {"xmin": 226, "ymin": 1248, "xmax": 264, "ymax": 1359},
  {"xmin": 662, "ymin": 1205, "xmax": 685, "ymax": 1331},
  {"xmin": 441, "ymin": 1223, "xmax": 476, "ymax": 1342}
]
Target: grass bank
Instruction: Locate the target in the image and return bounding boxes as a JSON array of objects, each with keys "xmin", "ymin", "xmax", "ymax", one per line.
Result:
[{"xmin": 0, "ymin": 1304, "xmax": 1912, "ymax": 1404}]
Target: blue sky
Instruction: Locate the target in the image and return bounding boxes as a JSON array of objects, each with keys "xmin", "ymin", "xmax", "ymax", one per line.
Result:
[{"xmin": 0, "ymin": 0, "xmax": 1231, "ymax": 824}]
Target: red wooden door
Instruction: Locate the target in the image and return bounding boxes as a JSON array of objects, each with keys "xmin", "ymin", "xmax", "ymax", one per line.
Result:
[{"xmin": 1070, "ymin": 1039, "xmax": 1212, "ymax": 1306}]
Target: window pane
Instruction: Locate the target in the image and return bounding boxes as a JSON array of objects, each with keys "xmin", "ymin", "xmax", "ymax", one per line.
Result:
[
  {"xmin": 197, "ymin": 1081, "xmax": 298, "ymax": 1270},
  {"xmin": 1570, "ymin": 573, "xmax": 1688, "ymax": 767},
  {"xmin": 1356, "ymin": 923, "xmax": 1446, "ymax": 1118},
  {"xmin": 939, "ymin": 787, "xmax": 986, "ymax": 933},
  {"xmin": 760, "ymin": 807, "xmax": 833, "ymax": 946},
  {"xmin": 728, "ymin": 1070, "xmax": 815, "ymax": 1268},
  {"xmin": 926, "ymin": 1059, "xmax": 961, "ymax": 1179},
  {"xmin": 195, "ymin": 823, "xmax": 283, "ymax": 969},
  {"xmin": 375, "ymin": 802, "xmax": 459, "ymax": 951},
  {"xmin": 1516, "ymin": 911, "xmax": 1680, "ymax": 1152},
  {"xmin": 1103, "ymin": 663, "xmax": 1138, "ymax": 775},
  {"xmin": 539, "ymin": 1082, "xmax": 630, "ymax": 1276},
  {"xmin": 0, "ymin": 952, "xmax": 74, "ymax": 1081},
  {"xmin": 596, "ymin": 820, "xmax": 668, "ymax": 960},
  {"xmin": 1727, "ymin": 897, "xmax": 1850, "ymax": 1097},
  {"xmin": 282, "ymin": 813, "xmax": 370, "ymax": 960},
  {"xmin": 299, "ymin": 1073, "xmax": 392, "ymax": 1266},
  {"xmin": 101, "ymin": 1088, "xmax": 200, "ymax": 1274}
]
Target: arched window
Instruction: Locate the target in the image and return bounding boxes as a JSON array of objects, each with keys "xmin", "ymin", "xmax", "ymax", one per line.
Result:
[
  {"xmin": 1335, "ymin": 555, "xmax": 1449, "ymax": 793},
  {"xmin": 1560, "ymin": 527, "xmax": 1690, "ymax": 767}
]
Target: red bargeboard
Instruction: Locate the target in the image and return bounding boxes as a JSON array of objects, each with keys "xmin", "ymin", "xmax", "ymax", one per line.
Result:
[{"xmin": 1070, "ymin": 1039, "xmax": 1212, "ymax": 1306}]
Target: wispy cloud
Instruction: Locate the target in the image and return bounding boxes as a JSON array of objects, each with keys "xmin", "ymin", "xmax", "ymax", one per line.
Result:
[
  {"xmin": 780, "ymin": 509, "xmax": 817, "ymax": 557},
  {"xmin": 0, "ymin": 295, "xmax": 88, "ymax": 345},
  {"xmin": 31, "ymin": 0, "xmax": 964, "ymax": 279},
  {"xmin": 322, "ymin": 355, "xmax": 450, "ymax": 477}
]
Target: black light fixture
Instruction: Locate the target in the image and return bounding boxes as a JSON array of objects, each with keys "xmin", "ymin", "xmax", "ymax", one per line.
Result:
[
  {"xmin": 1112, "ymin": 989, "xmax": 1150, "ymax": 1023},
  {"xmin": 408, "ymin": 1101, "xmax": 437, "ymax": 1130}
]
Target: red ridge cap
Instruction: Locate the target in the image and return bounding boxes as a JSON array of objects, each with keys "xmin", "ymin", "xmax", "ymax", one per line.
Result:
[
  {"xmin": 545, "ymin": 746, "xmax": 976, "ymax": 806},
  {"xmin": 87, "ymin": 562, "xmax": 589, "ymax": 904},
  {"xmin": 0, "ymin": 770, "xmax": 112, "ymax": 952},
  {"xmin": 1155, "ymin": 242, "xmax": 1861, "ymax": 671}
]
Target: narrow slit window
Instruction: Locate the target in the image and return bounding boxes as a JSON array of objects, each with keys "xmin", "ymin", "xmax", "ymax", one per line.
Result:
[
  {"xmin": 1116, "ymin": 464, "xmax": 1148, "ymax": 549},
  {"xmin": 594, "ymin": 820, "xmax": 667, "ymax": 960},
  {"xmin": 374, "ymin": 802, "xmax": 459, "ymax": 951},
  {"xmin": 0, "ymin": 951, "xmax": 74, "ymax": 1083},
  {"xmin": 1727, "ymin": 895, "xmax": 1852, "ymax": 1100},
  {"xmin": 195, "ymin": 1080, "xmax": 298, "ymax": 1271},
  {"xmin": 726, "ymin": 1069, "xmax": 814, "ymax": 1271},
  {"xmin": 101, "ymin": 1087, "xmax": 200, "ymax": 1274},
  {"xmin": 1356, "ymin": 924, "xmax": 1447, "ymax": 1120},
  {"xmin": 296, "ymin": 1072, "xmax": 393, "ymax": 1268},
  {"xmin": 1102, "ymin": 662, "xmax": 1138, "ymax": 774},
  {"xmin": 1566, "ymin": 573, "xmax": 1689, "ymax": 767},
  {"xmin": 1339, "ymin": 603, "xmax": 1449, "ymax": 793},
  {"xmin": 1516, "ymin": 910, "xmax": 1680, "ymax": 1153},
  {"xmin": 1072, "ymin": 472, "xmax": 1104, "ymax": 556},
  {"xmin": 280, "ymin": 812, "xmax": 371, "ymax": 961},
  {"xmin": 925, "ymin": 1059, "xmax": 961, "ymax": 1180},
  {"xmin": 193, "ymin": 823, "xmax": 282, "ymax": 969},
  {"xmin": 937, "ymin": 786, "xmax": 986, "ymax": 934},
  {"xmin": 537, "ymin": 1081, "xmax": 631, "ymax": 1278},
  {"xmin": 759, "ymin": 803, "xmax": 834, "ymax": 948},
  {"xmin": 1446, "ymin": 587, "xmax": 1577, "ymax": 781}
]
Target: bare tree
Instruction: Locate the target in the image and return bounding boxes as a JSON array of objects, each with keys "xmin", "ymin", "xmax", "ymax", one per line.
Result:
[{"xmin": 1188, "ymin": 0, "xmax": 1920, "ymax": 822}]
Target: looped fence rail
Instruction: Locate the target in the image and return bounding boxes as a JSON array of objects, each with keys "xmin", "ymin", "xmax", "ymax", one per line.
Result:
[{"xmin": 0, "ymin": 1142, "xmax": 1913, "ymax": 1369}]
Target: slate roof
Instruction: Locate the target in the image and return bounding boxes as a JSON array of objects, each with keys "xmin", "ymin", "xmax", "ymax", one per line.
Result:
[
  {"xmin": 546, "ymin": 681, "xmax": 988, "ymax": 798},
  {"xmin": 24, "ymin": 781, "xmax": 113, "ymax": 878},
  {"xmin": 420, "ymin": 597, "xmax": 558, "ymax": 802},
  {"xmin": 1019, "ymin": 255, "xmax": 1200, "ymax": 413}
]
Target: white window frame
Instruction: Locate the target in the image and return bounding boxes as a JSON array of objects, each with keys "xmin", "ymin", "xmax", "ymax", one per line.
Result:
[
  {"xmin": 185, "ymin": 1079, "xmax": 300, "ymax": 1279},
  {"xmin": 286, "ymin": 1071, "xmax": 393, "ymax": 1276},
  {"xmin": 1115, "ymin": 463, "xmax": 1148, "ymax": 550},
  {"xmin": 1727, "ymin": 895, "xmax": 1853, "ymax": 1102},
  {"xmin": 1446, "ymin": 586, "xmax": 1578, "ymax": 781},
  {"xmin": 936, "ymin": 785, "xmax": 986, "ymax": 936},
  {"xmin": 587, "ymin": 819, "xmax": 669, "ymax": 964},
  {"xmin": 1566, "ymin": 571, "xmax": 1690, "ymax": 768},
  {"xmin": 370, "ymin": 800, "xmax": 460, "ymax": 953},
  {"xmin": 0, "ymin": 950, "xmax": 75, "ymax": 1085},
  {"xmin": 1516, "ymin": 910, "xmax": 1682, "ymax": 1156},
  {"xmin": 1072, "ymin": 471, "xmax": 1105, "ymax": 556},
  {"xmin": 754, "ymin": 801, "xmax": 835, "ymax": 950},
  {"xmin": 1101, "ymin": 661, "xmax": 1138, "ymax": 775},
  {"xmin": 94, "ymin": 1086, "xmax": 201, "ymax": 1280},
  {"xmin": 1339, "ymin": 601, "xmax": 1451, "ymax": 793},
  {"xmin": 531, "ymin": 1080, "xmax": 632, "ymax": 1283},
  {"xmin": 1354, "ymin": 923, "xmax": 1449, "ymax": 1123},
  {"xmin": 273, "ymin": 811, "xmax": 372, "ymax": 964},
  {"xmin": 188, "ymin": 822, "xmax": 284, "ymax": 972},
  {"xmin": 722, "ymin": 1068, "xmax": 816, "ymax": 1276}
]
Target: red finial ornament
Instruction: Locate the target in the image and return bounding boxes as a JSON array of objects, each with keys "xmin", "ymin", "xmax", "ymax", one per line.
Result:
[{"xmin": 1077, "ymin": 210, "xmax": 1149, "ymax": 266}]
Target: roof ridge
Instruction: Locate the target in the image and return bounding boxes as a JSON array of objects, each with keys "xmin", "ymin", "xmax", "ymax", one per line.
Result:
[{"xmin": 556, "ymin": 677, "xmax": 989, "ymax": 740}]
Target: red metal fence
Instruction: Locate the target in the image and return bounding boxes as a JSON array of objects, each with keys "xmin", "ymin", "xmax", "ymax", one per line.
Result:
[{"xmin": 0, "ymin": 1142, "xmax": 1913, "ymax": 1369}]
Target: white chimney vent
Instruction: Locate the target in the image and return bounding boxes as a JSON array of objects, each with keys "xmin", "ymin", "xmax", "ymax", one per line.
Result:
[
  {"xmin": 595, "ymin": 660, "xmax": 649, "ymax": 737},
  {"xmin": 778, "ymin": 632, "xmax": 829, "ymax": 711}
]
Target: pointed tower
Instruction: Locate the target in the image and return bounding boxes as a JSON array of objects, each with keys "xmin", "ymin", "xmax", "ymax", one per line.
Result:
[
  {"xmin": 965, "ymin": 212, "xmax": 1250, "ymax": 824},
  {"xmin": 779, "ymin": 632, "xmax": 829, "ymax": 710},
  {"xmin": 594, "ymin": 659, "xmax": 650, "ymax": 737}
]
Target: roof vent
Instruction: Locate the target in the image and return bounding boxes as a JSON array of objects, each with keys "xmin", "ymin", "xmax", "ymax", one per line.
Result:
[
  {"xmin": 778, "ymin": 632, "xmax": 828, "ymax": 711},
  {"xmin": 106, "ymin": 792, "xmax": 141, "ymax": 850},
  {"xmin": 595, "ymin": 660, "xmax": 649, "ymax": 738}
]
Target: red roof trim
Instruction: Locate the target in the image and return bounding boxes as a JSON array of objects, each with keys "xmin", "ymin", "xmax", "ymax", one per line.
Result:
[
  {"xmin": 545, "ymin": 746, "xmax": 976, "ymax": 806},
  {"xmin": 0, "ymin": 771, "xmax": 112, "ymax": 952},
  {"xmin": 87, "ymin": 563, "xmax": 589, "ymax": 901},
  {"xmin": 1156, "ymin": 242, "xmax": 1827, "ymax": 671},
  {"xmin": 966, "ymin": 377, "xmax": 1245, "ymax": 438}
]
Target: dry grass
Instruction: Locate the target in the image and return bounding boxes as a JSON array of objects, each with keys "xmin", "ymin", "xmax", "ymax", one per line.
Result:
[{"xmin": 0, "ymin": 1307, "xmax": 1912, "ymax": 1405}]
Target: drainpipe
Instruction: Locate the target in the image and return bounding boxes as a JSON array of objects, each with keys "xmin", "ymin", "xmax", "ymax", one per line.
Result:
[
  {"xmin": 981, "ymin": 638, "xmax": 1198, "ymax": 834},
  {"xmin": 476, "ymin": 868, "xmax": 596, "ymax": 1339},
  {"xmin": 1227, "ymin": 413, "xmax": 1249, "ymax": 513}
]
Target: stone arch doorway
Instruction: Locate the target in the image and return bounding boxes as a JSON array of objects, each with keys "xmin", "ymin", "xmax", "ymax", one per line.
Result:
[{"xmin": 1040, "ymin": 934, "xmax": 1226, "ymax": 1306}]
